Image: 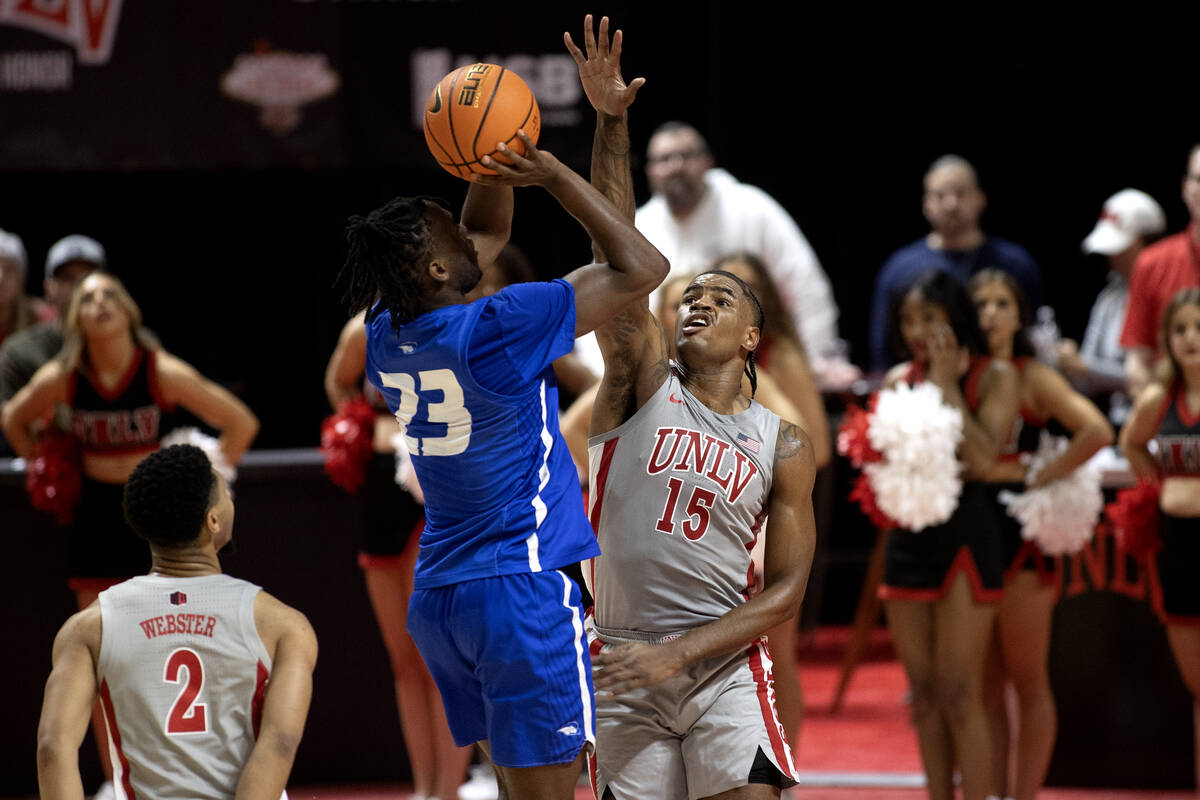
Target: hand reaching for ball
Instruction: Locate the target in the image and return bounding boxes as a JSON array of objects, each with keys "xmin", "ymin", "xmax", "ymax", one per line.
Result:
[
  {"xmin": 565, "ymin": 14, "xmax": 645, "ymax": 117},
  {"xmin": 473, "ymin": 131, "xmax": 562, "ymax": 187}
]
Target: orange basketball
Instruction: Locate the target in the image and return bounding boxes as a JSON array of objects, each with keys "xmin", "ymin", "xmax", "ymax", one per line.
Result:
[{"xmin": 423, "ymin": 63, "xmax": 541, "ymax": 181}]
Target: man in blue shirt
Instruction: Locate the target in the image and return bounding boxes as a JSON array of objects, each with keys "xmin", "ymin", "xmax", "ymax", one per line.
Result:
[
  {"xmin": 868, "ymin": 155, "xmax": 1043, "ymax": 372},
  {"xmin": 336, "ymin": 32, "xmax": 665, "ymax": 798}
]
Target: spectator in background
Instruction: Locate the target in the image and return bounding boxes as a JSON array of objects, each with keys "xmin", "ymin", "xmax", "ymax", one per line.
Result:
[
  {"xmin": 1120, "ymin": 143, "xmax": 1200, "ymax": 399},
  {"xmin": 869, "ymin": 155, "xmax": 1043, "ymax": 372},
  {"xmin": 633, "ymin": 121, "xmax": 856, "ymax": 385},
  {"xmin": 1057, "ymin": 189, "xmax": 1166, "ymax": 425},
  {"xmin": 0, "ymin": 234, "xmax": 106, "ymax": 403},
  {"xmin": 0, "ymin": 229, "xmax": 54, "ymax": 349}
]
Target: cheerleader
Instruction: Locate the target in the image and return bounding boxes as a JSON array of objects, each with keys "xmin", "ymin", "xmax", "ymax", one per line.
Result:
[
  {"xmin": 968, "ymin": 269, "xmax": 1113, "ymax": 800},
  {"xmin": 879, "ymin": 270, "xmax": 1020, "ymax": 800},
  {"xmin": 1, "ymin": 270, "xmax": 258, "ymax": 795},
  {"xmin": 1118, "ymin": 287, "xmax": 1200, "ymax": 788}
]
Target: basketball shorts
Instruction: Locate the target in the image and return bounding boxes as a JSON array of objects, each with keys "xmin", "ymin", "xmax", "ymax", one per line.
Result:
[
  {"xmin": 587, "ymin": 625, "xmax": 797, "ymax": 800},
  {"xmin": 1157, "ymin": 512, "xmax": 1200, "ymax": 621},
  {"xmin": 68, "ymin": 477, "xmax": 149, "ymax": 586},
  {"xmin": 880, "ymin": 483, "xmax": 1005, "ymax": 604},
  {"xmin": 407, "ymin": 570, "xmax": 595, "ymax": 768}
]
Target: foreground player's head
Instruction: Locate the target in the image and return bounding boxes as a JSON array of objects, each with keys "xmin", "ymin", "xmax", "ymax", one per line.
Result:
[
  {"xmin": 124, "ymin": 444, "xmax": 234, "ymax": 552},
  {"xmin": 890, "ymin": 269, "xmax": 987, "ymax": 365},
  {"xmin": 339, "ymin": 196, "xmax": 483, "ymax": 330},
  {"xmin": 676, "ymin": 270, "xmax": 765, "ymax": 395}
]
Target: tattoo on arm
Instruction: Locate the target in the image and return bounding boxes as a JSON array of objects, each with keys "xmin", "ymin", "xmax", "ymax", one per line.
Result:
[
  {"xmin": 592, "ymin": 114, "xmax": 634, "ymax": 220},
  {"xmin": 776, "ymin": 421, "xmax": 809, "ymax": 460}
]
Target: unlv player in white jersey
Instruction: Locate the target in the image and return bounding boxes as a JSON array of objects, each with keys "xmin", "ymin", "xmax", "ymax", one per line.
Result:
[
  {"xmin": 564, "ymin": 16, "xmax": 817, "ymax": 800},
  {"xmin": 36, "ymin": 444, "xmax": 317, "ymax": 800}
]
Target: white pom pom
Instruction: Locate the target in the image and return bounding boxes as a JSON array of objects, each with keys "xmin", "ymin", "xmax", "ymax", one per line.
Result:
[
  {"xmin": 865, "ymin": 383, "xmax": 964, "ymax": 531},
  {"xmin": 160, "ymin": 427, "xmax": 236, "ymax": 486},
  {"xmin": 391, "ymin": 432, "xmax": 424, "ymax": 504},
  {"xmin": 997, "ymin": 433, "xmax": 1103, "ymax": 555}
]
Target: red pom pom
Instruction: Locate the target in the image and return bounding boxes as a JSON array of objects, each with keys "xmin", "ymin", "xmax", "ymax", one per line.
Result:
[
  {"xmin": 849, "ymin": 472, "xmax": 897, "ymax": 530},
  {"xmin": 25, "ymin": 432, "xmax": 82, "ymax": 524},
  {"xmin": 837, "ymin": 402, "xmax": 882, "ymax": 469},
  {"xmin": 1105, "ymin": 480, "xmax": 1162, "ymax": 559},
  {"xmin": 320, "ymin": 397, "xmax": 377, "ymax": 493}
]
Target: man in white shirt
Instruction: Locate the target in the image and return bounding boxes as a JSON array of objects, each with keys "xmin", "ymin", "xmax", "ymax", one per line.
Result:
[{"xmin": 634, "ymin": 122, "xmax": 851, "ymax": 383}]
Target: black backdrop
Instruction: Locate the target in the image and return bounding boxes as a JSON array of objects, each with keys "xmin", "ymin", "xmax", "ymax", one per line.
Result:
[
  {"xmin": 1, "ymin": 3, "xmax": 1198, "ymax": 793},
  {"xmin": 1, "ymin": 4, "xmax": 1195, "ymax": 447}
]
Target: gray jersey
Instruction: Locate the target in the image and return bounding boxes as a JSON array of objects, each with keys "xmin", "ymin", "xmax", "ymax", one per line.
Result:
[
  {"xmin": 586, "ymin": 365, "xmax": 779, "ymax": 635},
  {"xmin": 97, "ymin": 574, "xmax": 272, "ymax": 800}
]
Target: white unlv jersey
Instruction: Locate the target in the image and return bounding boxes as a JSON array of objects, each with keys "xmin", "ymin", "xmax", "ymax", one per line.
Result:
[
  {"xmin": 586, "ymin": 366, "xmax": 779, "ymax": 635},
  {"xmin": 97, "ymin": 574, "xmax": 272, "ymax": 800}
]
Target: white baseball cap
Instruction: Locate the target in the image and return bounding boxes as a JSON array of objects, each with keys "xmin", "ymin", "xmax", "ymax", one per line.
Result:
[
  {"xmin": 1081, "ymin": 189, "xmax": 1166, "ymax": 255},
  {"xmin": 45, "ymin": 234, "xmax": 106, "ymax": 278},
  {"xmin": 0, "ymin": 229, "xmax": 27, "ymax": 275}
]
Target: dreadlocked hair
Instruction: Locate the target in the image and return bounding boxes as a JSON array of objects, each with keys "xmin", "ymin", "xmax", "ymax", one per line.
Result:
[
  {"xmin": 336, "ymin": 195, "xmax": 445, "ymax": 332},
  {"xmin": 698, "ymin": 269, "xmax": 766, "ymax": 398}
]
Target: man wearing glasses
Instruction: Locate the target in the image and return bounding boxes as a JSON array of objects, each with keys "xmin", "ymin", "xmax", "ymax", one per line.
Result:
[{"xmin": 634, "ymin": 121, "xmax": 843, "ymax": 376}]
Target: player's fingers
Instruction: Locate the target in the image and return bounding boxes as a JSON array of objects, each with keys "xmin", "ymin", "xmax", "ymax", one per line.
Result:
[
  {"xmin": 597, "ymin": 16, "xmax": 610, "ymax": 58},
  {"xmin": 512, "ymin": 130, "xmax": 540, "ymax": 157},
  {"xmin": 583, "ymin": 14, "xmax": 597, "ymax": 59},
  {"xmin": 610, "ymin": 27, "xmax": 623, "ymax": 63},
  {"xmin": 625, "ymin": 77, "xmax": 646, "ymax": 99},
  {"xmin": 564, "ymin": 32, "xmax": 585, "ymax": 65}
]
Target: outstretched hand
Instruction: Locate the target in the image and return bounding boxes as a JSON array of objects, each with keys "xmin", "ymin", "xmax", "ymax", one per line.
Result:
[
  {"xmin": 473, "ymin": 131, "xmax": 562, "ymax": 187},
  {"xmin": 564, "ymin": 14, "xmax": 645, "ymax": 117}
]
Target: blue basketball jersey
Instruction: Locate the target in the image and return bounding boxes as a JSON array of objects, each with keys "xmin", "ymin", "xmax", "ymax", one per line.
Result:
[{"xmin": 365, "ymin": 279, "xmax": 599, "ymax": 589}]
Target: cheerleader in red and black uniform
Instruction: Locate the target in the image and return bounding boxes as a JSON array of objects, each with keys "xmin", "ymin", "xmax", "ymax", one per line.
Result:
[
  {"xmin": 968, "ymin": 269, "xmax": 1113, "ymax": 800},
  {"xmin": 1119, "ymin": 287, "xmax": 1200, "ymax": 788},
  {"xmin": 879, "ymin": 270, "xmax": 1020, "ymax": 800},
  {"xmin": 1, "ymin": 271, "xmax": 258, "ymax": 794}
]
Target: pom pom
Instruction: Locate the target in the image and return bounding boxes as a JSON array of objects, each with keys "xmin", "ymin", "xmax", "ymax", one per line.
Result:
[
  {"xmin": 837, "ymin": 402, "xmax": 882, "ymax": 469},
  {"xmin": 25, "ymin": 431, "xmax": 81, "ymax": 524},
  {"xmin": 858, "ymin": 383, "xmax": 964, "ymax": 531},
  {"xmin": 1105, "ymin": 479, "xmax": 1162, "ymax": 559},
  {"xmin": 160, "ymin": 427, "xmax": 236, "ymax": 486},
  {"xmin": 320, "ymin": 397, "xmax": 376, "ymax": 493},
  {"xmin": 848, "ymin": 472, "xmax": 897, "ymax": 530},
  {"xmin": 997, "ymin": 434, "xmax": 1104, "ymax": 556},
  {"xmin": 390, "ymin": 432, "xmax": 424, "ymax": 504}
]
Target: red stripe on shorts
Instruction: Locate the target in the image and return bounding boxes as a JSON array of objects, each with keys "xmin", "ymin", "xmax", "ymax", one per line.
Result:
[{"xmin": 747, "ymin": 640, "xmax": 797, "ymax": 779}]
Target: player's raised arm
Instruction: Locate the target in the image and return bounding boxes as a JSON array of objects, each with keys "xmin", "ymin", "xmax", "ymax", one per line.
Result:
[
  {"xmin": 460, "ymin": 182, "xmax": 513, "ymax": 272},
  {"xmin": 236, "ymin": 594, "xmax": 317, "ymax": 800},
  {"xmin": 37, "ymin": 607, "xmax": 102, "ymax": 800},
  {"xmin": 567, "ymin": 14, "xmax": 671, "ymax": 434}
]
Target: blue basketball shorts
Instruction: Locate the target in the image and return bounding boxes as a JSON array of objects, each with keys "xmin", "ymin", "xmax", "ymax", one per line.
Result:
[{"xmin": 407, "ymin": 569, "xmax": 596, "ymax": 768}]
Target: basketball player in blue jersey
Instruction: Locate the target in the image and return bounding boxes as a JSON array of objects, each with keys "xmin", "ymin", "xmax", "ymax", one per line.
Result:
[
  {"xmin": 36, "ymin": 445, "xmax": 317, "ymax": 800},
  {"xmin": 571, "ymin": 17, "xmax": 817, "ymax": 799},
  {"xmin": 335, "ymin": 19, "xmax": 664, "ymax": 798}
]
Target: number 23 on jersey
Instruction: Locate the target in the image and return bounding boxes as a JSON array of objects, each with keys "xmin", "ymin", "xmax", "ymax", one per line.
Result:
[{"xmin": 378, "ymin": 368, "xmax": 473, "ymax": 456}]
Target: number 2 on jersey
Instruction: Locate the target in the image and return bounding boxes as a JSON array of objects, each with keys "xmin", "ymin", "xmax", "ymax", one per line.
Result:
[
  {"xmin": 378, "ymin": 368, "xmax": 472, "ymax": 456},
  {"xmin": 164, "ymin": 647, "xmax": 208, "ymax": 735}
]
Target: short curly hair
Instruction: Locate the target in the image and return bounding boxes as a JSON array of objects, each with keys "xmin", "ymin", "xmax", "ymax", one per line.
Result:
[{"xmin": 123, "ymin": 445, "xmax": 218, "ymax": 548}]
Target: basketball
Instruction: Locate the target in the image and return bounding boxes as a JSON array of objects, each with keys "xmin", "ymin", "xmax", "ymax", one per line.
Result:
[{"xmin": 423, "ymin": 63, "xmax": 541, "ymax": 181}]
